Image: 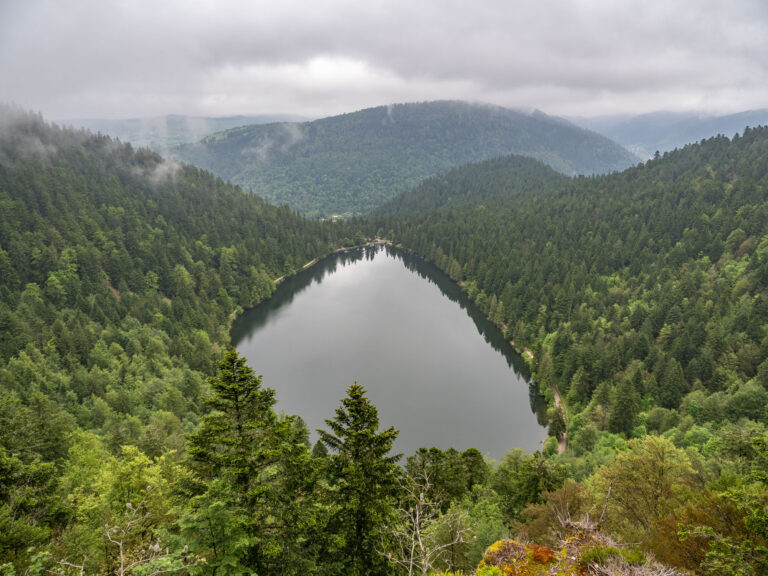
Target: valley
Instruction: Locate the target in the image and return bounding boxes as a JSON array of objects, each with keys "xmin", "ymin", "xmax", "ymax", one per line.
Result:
[
  {"xmin": 5, "ymin": 2, "xmax": 768, "ymax": 573},
  {"xmin": 1, "ymin": 104, "xmax": 767, "ymax": 576}
]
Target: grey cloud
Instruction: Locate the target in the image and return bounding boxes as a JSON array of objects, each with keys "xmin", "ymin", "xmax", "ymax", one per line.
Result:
[{"xmin": 2, "ymin": 0, "xmax": 767, "ymax": 119}]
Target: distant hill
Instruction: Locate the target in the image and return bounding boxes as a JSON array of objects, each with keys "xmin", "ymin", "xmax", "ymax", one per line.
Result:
[
  {"xmin": 571, "ymin": 109, "xmax": 768, "ymax": 158},
  {"xmin": 60, "ymin": 113, "xmax": 307, "ymax": 152},
  {"xmin": 173, "ymin": 101, "xmax": 639, "ymax": 217},
  {"xmin": 376, "ymin": 154, "xmax": 568, "ymax": 217}
]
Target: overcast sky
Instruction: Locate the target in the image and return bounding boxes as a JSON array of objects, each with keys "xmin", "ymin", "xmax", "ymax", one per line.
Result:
[{"xmin": 2, "ymin": 0, "xmax": 767, "ymax": 120}]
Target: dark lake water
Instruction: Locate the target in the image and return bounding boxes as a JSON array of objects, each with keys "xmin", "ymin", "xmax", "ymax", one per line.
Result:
[{"xmin": 231, "ymin": 245, "xmax": 548, "ymax": 459}]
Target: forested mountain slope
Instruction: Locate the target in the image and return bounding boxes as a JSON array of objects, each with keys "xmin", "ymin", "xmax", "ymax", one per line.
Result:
[
  {"xmin": 1, "ymin": 109, "xmax": 766, "ymax": 576},
  {"xmin": 0, "ymin": 106, "xmax": 344, "ymax": 453},
  {"xmin": 375, "ymin": 126, "xmax": 768, "ymax": 437},
  {"xmin": 174, "ymin": 101, "xmax": 639, "ymax": 217},
  {"xmin": 370, "ymin": 131, "xmax": 768, "ymax": 572}
]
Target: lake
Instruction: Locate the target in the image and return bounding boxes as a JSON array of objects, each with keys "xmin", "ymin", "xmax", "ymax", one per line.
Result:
[{"xmin": 231, "ymin": 245, "xmax": 548, "ymax": 459}]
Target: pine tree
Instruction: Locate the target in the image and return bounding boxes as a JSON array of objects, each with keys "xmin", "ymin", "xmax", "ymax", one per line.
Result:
[{"xmin": 318, "ymin": 383, "xmax": 401, "ymax": 576}]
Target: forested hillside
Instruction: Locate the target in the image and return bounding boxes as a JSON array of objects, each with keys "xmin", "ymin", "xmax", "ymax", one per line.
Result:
[
  {"xmin": 0, "ymin": 108, "xmax": 348, "ymax": 572},
  {"xmin": 174, "ymin": 101, "xmax": 639, "ymax": 217},
  {"xmin": 375, "ymin": 127, "xmax": 768, "ymax": 423},
  {"xmin": 2, "ymin": 109, "xmax": 766, "ymax": 576},
  {"xmin": 372, "ymin": 129, "xmax": 768, "ymax": 573}
]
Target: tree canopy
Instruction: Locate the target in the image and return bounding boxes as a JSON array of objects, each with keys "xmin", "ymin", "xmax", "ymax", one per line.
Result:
[{"xmin": 174, "ymin": 101, "xmax": 637, "ymax": 217}]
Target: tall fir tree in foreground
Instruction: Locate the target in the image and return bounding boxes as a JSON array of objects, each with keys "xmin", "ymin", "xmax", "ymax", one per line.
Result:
[
  {"xmin": 183, "ymin": 349, "xmax": 321, "ymax": 575},
  {"xmin": 318, "ymin": 383, "xmax": 401, "ymax": 576}
]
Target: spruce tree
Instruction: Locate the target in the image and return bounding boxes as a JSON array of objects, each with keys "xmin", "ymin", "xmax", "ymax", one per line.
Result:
[
  {"xmin": 660, "ymin": 357, "xmax": 686, "ymax": 409},
  {"xmin": 318, "ymin": 383, "xmax": 400, "ymax": 576},
  {"xmin": 184, "ymin": 348, "xmax": 320, "ymax": 575},
  {"xmin": 609, "ymin": 377, "xmax": 641, "ymax": 437}
]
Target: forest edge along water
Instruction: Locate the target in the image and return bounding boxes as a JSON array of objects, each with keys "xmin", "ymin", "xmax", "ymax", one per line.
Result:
[{"xmin": 231, "ymin": 244, "xmax": 550, "ymax": 459}]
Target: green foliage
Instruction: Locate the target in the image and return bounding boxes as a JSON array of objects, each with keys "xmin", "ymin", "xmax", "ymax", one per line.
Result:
[
  {"xmin": 676, "ymin": 433, "xmax": 768, "ymax": 575},
  {"xmin": 0, "ymin": 107, "xmax": 344, "ymax": 573},
  {"xmin": 578, "ymin": 545, "xmax": 645, "ymax": 567},
  {"xmin": 0, "ymin": 112, "xmax": 341, "ymax": 406},
  {"xmin": 593, "ymin": 436, "xmax": 696, "ymax": 537},
  {"xmin": 175, "ymin": 101, "xmax": 637, "ymax": 217},
  {"xmin": 4, "ymin": 108, "xmax": 768, "ymax": 576},
  {"xmin": 608, "ymin": 377, "xmax": 640, "ymax": 436},
  {"xmin": 405, "ymin": 447, "xmax": 490, "ymax": 508},
  {"xmin": 373, "ymin": 126, "xmax": 768, "ymax": 468},
  {"xmin": 318, "ymin": 383, "xmax": 401, "ymax": 576},
  {"xmin": 0, "ymin": 447, "xmax": 60, "ymax": 563},
  {"xmin": 475, "ymin": 566, "xmax": 502, "ymax": 576},
  {"xmin": 491, "ymin": 450, "xmax": 566, "ymax": 524},
  {"xmin": 465, "ymin": 493, "xmax": 508, "ymax": 568},
  {"xmin": 183, "ymin": 349, "xmax": 321, "ymax": 575},
  {"xmin": 0, "ymin": 106, "xmax": 341, "ymax": 444}
]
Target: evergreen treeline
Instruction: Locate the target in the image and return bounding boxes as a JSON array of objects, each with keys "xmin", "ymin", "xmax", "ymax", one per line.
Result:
[{"xmin": 174, "ymin": 101, "xmax": 638, "ymax": 217}]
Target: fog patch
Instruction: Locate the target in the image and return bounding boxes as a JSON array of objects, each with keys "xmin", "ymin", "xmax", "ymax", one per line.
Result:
[
  {"xmin": 0, "ymin": 103, "xmax": 34, "ymax": 132},
  {"xmin": 17, "ymin": 134, "xmax": 57, "ymax": 158},
  {"xmin": 0, "ymin": 105, "xmax": 58, "ymax": 164},
  {"xmin": 150, "ymin": 157, "xmax": 182, "ymax": 183},
  {"xmin": 241, "ymin": 136, "xmax": 274, "ymax": 162},
  {"xmin": 382, "ymin": 104, "xmax": 395, "ymax": 125},
  {"xmin": 241, "ymin": 122, "xmax": 305, "ymax": 163},
  {"xmin": 279, "ymin": 122, "xmax": 305, "ymax": 151},
  {"xmin": 131, "ymin": 156, "xmax": 182, "ymax": 185}
]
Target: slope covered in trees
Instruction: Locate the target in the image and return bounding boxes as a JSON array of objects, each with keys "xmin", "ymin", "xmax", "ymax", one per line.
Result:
[
  {"xmin": 1, "ymin": 108, "xmax": 767, "ymax": 576},
  {"xmin": 374, "ymin": 126, "xmax": 768, "ymax": 450},
  {"xmin": 369, "ymin": 130, "xmax": 768, "ymax": 573},
  {"xmin": 174, "ymin": 101, "xmax": 639, "ymax": 217},
  {"xmin": 0, "ymin": 106, "xmax": 347, "ymax": 460}
]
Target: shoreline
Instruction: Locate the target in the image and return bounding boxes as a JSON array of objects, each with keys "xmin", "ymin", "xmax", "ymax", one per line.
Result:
[
  {"xmin": 228, "ymin": 239, "xmax": 390, "ymax": 324},
  {"xmin": 229, "ymin": 238, "xmax": 567, "ymax": 455}
]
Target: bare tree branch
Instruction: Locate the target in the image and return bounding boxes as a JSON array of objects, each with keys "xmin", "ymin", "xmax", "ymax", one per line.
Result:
[
  {"xmin": 382, "ymin": 471, "xmax": 471, "ymax": 576},
  {"xmin": 102, "ymin": 487, "xmax": 197, "ymax": 576}
]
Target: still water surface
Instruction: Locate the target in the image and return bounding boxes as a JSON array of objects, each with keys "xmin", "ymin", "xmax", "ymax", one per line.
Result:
[{"xmin": 231, "ymin": 245, "xmax": 548, "ymax": 459}]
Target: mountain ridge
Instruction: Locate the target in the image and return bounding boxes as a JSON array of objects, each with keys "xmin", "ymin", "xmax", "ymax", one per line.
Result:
[
  {"xmin": 571, "ymin": 108, "xmax": 768, "ymax": 158},
  {"xmin": 173, "ymin": 100, "xmax": 640, "ymax": 217}
]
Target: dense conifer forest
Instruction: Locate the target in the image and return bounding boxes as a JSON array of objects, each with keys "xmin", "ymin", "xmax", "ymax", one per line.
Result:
[
  {"xmin": 371, "ymin": 129, "xmax": 768, "ymax": 573},
  {"xmin": 374, "ymin": 128, "xmax": 768, "ymax": 428},
  {"xmin": 1, "ymin": 108, "xmax": 767, "ymax": 575},
  {"xmin": 173, "ymin": 101, "xmax": 638, "ymax": 217}
]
